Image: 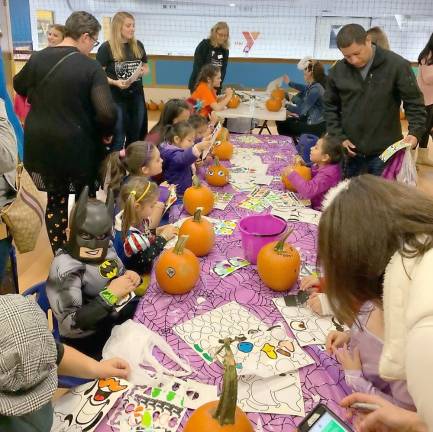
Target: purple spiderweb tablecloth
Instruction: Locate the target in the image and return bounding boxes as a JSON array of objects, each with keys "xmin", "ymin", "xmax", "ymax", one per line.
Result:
[{"xmin": 98, "ymin": 134, "xmax": 350, "ymax": 432}]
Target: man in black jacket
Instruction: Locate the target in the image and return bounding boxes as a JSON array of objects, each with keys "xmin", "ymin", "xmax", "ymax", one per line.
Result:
[{"xmin": 324, "ymin": 24, "xmax": 426, "ymax": 177}]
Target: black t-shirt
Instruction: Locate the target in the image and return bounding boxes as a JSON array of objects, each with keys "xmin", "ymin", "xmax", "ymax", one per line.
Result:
[
  {"xmin": 97, "ymin": 40, "xmax": 147, "ymax": 101},
  {"xmin": 210, "ymin": 46, "xmax": 225, "ymax": 69}
]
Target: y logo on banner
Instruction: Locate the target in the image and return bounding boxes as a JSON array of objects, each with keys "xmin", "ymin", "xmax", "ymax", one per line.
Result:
[{"xmin": 242, "ymin": 31, "xmax": 260, "ymax": 53}]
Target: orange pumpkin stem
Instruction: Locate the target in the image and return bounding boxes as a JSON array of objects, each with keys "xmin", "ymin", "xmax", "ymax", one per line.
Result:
[
  {"xmin": 193, "ymin": 207, "xmax": 203, "ymax": 222},
  {"xmin": 174, "ymin": 235, "xmax": 189, "ymax": 254},
  {"xmin": 213, "ymin": 338, "xmax": 238, "ymax": 426},
  {"xmin": 213, "ymin": 156, "xmax": 221, "ymax": 166},
  {"xmin": 192, "ymin": 175, "xmax": 202, "ymax": 188},
  {"xmin": 274, "ymin": 229, "xmax": 293, "ymax": 253}
]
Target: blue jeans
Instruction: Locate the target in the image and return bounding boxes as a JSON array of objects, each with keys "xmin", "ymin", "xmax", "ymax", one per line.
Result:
[
  {"xmin": 345, "ymin": 154, "xmax": 385, "ymax": 178},
  {"xmin": 111, "ymin": 92, "xmax": 148, "ymax": 152},
  {"xmin": 0, "ymin": 237, "xmax": 11, "ymax": 286}
]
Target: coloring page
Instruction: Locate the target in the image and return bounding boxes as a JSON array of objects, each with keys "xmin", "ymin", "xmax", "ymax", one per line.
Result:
[
  {"xmin": 108, "ymin": 386, "xmax": 186, "ymax": 432},
  {"xmin": 238, "ymin": 197, "xmax": 270, "ymax": 212},
  {"xmin": 51, "ymin": 378, "xmax": 130, "ymax": 432},
  {"xmin": 213, "ymin": 219, "xmax": 237, "ymax": 236},
  {"xmin": 235, "ymin": 135, "xmax": 262, "ymax": 145},
  {"xmin": 174, "ymin": 302, "xmax": 313, "ymax": 376},
  {"xmin": 273, "ymin": 297, "xmax": 348, "ymax": 346},
  {"xmin": 272, "ymin": 206, "xmax": 321, "ymax": 225},
  {"xmin": 212, "ymin": 257, "xmax": 250, "ymax": 278},
  {"xmin": 238, "ymin": 371, "xmax": 305, "ymax": 416},
  {"xmin": 213, "ymin": 192, "xmax": 234, "ymax": 210}
]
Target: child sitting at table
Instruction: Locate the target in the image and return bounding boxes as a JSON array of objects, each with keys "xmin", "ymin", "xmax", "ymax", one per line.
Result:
[
  {"xmin": 299, "ymin": 272, "xmax": 415, "ymax": 410},
  {"xmin": 46, "ymin": 187, "xmax": 141, "ymax": 359},
  {"xmin": 282, "ymin": 134, "xmax": 342, "ymax": 210},
  {"xmin": 159, "ymin": 121, "xmax": 211, "ymax": 196},
  {"xmin": 113, "ymin": 176, "xmax": 177, "ymax": 277},
  {"xmin": 189, "ymin": 113, "xmax": 212, "ymax": 141},
  {"xmin": 146, "ymin": 99, "xmax": 191, "ymax": 146},
  {"xmin": 190, "ymin": 64, "xmax": 233, "ymax": 117},
  {"xmin": 103, "ymin": 140, "xmax": 173, "ymax": 227}
]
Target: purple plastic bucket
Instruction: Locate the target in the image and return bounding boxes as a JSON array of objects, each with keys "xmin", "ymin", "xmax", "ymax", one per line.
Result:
[{"xmin": 239, "ymin": 214, "xmax": 287, "ymax": 264}]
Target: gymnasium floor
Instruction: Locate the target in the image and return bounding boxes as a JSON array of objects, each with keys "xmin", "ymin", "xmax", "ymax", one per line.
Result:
[{"xmin": 10, "ymin": 112, "xmax": 433, "ymax": 293}]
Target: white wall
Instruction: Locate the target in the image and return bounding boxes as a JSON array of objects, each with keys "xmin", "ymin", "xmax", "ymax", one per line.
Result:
[{"xmin": 31, "ymin": 0, "xmax": 433, "ymax": 61}]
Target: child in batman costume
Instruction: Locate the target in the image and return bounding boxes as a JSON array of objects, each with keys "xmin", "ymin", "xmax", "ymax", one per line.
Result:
[{"xmin": 46, "ymin": 187, "xmax": 141, "ymax": 359}]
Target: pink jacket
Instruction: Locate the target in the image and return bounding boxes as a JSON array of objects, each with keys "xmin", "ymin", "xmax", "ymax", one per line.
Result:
[
  {"xmin": 417, "ymin": 61, "xmax": 433, "ymax": 106},
  {"xmin": 287, "ymin": 163, "xmax": 341, "ymax": 210}
]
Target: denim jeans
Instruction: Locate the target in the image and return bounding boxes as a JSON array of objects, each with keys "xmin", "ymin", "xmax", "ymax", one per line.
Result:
[
  {"xmin": 111, "ymin": 91, "xmax": 148, "ymax": 152},
  {"xmin": 344, "ymin": 154, "xmax": 385, "ymax": 178},
  {"xmin": 0, "ymin": 237, "xmax": 11, "ymax": 287}
]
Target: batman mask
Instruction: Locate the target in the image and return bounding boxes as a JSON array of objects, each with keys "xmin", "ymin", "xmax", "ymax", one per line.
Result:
[{"xmin": 66, "ymin": 186, "xmax": 114, "ymax": 263}]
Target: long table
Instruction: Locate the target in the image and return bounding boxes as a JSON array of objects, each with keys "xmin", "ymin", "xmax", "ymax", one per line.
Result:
[{"xmin": 98, "ymin": 134, "xmax": 349, "ymax": 432}]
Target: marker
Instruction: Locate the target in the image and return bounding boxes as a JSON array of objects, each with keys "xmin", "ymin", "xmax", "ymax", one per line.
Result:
[{"xmin": 350, "ymin": 402, "xmax": 380, "ymax": 412}]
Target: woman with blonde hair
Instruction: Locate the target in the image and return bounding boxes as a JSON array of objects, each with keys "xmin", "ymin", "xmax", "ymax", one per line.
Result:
[
  {"xmin": 188, "ymin": 22, "xmax": 230, "ymax": 94},
  {"xmin": 97, "ymin": 12, "xmax": 149, "ymax": 150}
]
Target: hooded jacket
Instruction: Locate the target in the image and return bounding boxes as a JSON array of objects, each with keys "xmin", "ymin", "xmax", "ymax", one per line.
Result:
[{"xmin": 324, "ymin": 45, "xmax": 426, "ymax": 156}]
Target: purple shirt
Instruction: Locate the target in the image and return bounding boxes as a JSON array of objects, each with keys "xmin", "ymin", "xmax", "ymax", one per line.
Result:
[
  {"xmin": 346, "ymin": 302, "xmax": 415, "ymax": 410},
  {"xmin": 159, "ymin": 141, "xmax": 198, "ymax": 195},
  {"xmin": 287, "ymin": 163, "xmax": 341, "ymax": 210}
]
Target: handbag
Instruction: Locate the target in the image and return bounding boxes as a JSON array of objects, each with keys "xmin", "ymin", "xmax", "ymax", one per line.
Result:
[{"xmin": 0, "ymin": 164, "xmax": 46, "ymax": 253}]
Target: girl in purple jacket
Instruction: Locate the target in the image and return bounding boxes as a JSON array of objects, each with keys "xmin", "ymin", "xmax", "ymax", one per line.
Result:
[
  {"xmin": 159, "ymin": 121, "xmax": 211, "ymax": 195},
  {"xmin": 282, "ymin": 135, "xmax": 342, "ymax": 210}
]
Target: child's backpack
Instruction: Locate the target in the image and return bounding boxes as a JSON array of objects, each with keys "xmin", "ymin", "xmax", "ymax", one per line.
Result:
[{"xmin": 296, "ymin": 134, "xmax": 319, "ymax": 166}]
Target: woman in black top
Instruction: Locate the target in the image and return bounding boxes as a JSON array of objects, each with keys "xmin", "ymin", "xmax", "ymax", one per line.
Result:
[
  {"xmin": 188, "ymin": 22, "xmax": 229, "ymax": 94},
  {"xmin": 13, "ymin": 11, "xmax": 117, "ymax": 254},
  {"xmin": 97, "ymin": 12, "xmax": 149, "ymax": 151}
]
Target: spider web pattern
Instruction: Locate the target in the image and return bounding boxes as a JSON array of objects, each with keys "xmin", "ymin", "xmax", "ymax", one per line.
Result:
[{"xmin": 97, "ymin": 135, "xmax": 350, "ymax": 432}]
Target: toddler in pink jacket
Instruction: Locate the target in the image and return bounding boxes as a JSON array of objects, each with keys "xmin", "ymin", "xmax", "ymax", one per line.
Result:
[{"xmin": 282, "ymin": 135, "xmax": 342, "ymax": 210}]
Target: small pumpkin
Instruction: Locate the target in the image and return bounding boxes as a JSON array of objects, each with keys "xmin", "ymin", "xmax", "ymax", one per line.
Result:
[
  {"xmin": 227, "ymin": 93, "xmax": 241, "ymax": 109},
  {"xmin": 148, "ymin": 100, "xmax": 159, "ymax": 111},
  {"xmin": 271, "ymin": 87, "xmax": 285, "ymax": 100},
  {"xmin": 265, "ymin": 97, "xmax": 282, "ymax": 112},
  {"xmin": 281, "ymin": 165, "xmax": 312, "ymax": 192},
  {"xmin": 205, "ymin": 157, "xmax": 229, "ymax": 187},
  {"xmin": 155, "ymin": 235, "xmax": 200, "ymax": 295},
  {"xmin": 158, "ymin": 100, "xmax": 165, "ymax": 111},
  {"xmin": 257, "ymin": 231, "xmax": 300, "ymax": 292},
  {"xmin": 179, "ymin": 207, "xmax": 215, "ymax": 257},
  {"xmin": 217, "ymin": 127, "xmax": 230, "ymax": 142},
  {"xmin": 212, "ymin": 140, "xmax": 234, "ymax": 161},
  {"xmin": 183, "ymin": 338, "xmax": 254, "ymax": 432},
  {"xmin": 183, "ymin": 175, "xmax": 214, "ymax": 215}
]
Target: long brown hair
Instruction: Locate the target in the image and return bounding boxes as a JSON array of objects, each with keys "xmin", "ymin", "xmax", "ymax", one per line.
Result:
[
  {"xmin": 195, "ymin": 64, "xmax": 220, "ymax": 90},
  {"xmin": 119, "ymin": 176, "xmax": 159, "ymax": 237},
  {"xmin": 102, "ymin": 141, "xmax": 156, "ymax": 196},
  {"xmin": 367, "ymin": 26, "xmax": 390, "ymax": 50},
  {"xmin": 319, "ymin": 175, "xmax": 433, "ymax": 324},
  {"xmin": 109, "ymin": 12, "xmax": 142, "ymax": 61}
]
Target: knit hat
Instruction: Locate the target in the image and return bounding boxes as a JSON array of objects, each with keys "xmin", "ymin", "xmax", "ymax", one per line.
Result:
[{"xmin": 0, "ymin": 294, "xmax": 58, "ymax": 416}]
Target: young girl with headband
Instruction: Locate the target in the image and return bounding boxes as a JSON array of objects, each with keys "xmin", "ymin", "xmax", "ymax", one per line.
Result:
[
  {"xmin": 113, "ymin": 176, "xmax": 177, "ymax": 281},
  {"xmin": 103, "ymin": 140, "xmax": 171, "ymax": 227}
]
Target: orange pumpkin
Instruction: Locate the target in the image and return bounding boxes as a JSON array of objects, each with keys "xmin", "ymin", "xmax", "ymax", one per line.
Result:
[
  {"xmin": 148, "ymin": 100, "xmax": 159, "ymax": 111},
  {"xmin": 205, "ymin": 157, "xmax": 229, "ymax": 187},
  {"xmin": 183, "ymin": 338, "xmax": 254, "ymax": 432},
  {"xmin": 227, "ymin": 94, "xmax": 241, "ymax": 109},
  {"xmin": 257, "ymin": 231, "xmax": 301, "ymax": 292},
  {"xmin": 179, "ymin": 208, "xmax": 215, "ymax": 257},
  {"xmin": 183, "ymin": 176, "xmax": 214, "ymax": 215},
  {"xmin": 158, "ymin": 100, "xmax": 165, "ymax": 111},
  {"xmin": 155, "ymin": 235, "xmax": 200, "ymax": 295},
  {"xmin": 265, "ymin": 97, "xmax": 282, "ymax": 112},
  {"xmin": 217, "ymin": 127, "xmax": 230, "ymax": 142},
  {"xmin": 212, "ymin": 140, "xmax": 234, "ymax": 161},
  {"xmin": 271, "ymin": 87, "xmax": 285, "ymax": 100},
  {"xmin": 281, "ymin": 165, "xmax": 312, "ymax": 192}
]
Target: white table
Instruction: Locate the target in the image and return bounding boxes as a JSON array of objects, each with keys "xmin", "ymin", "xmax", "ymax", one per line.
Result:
[{"xmin": 217, "ymin": 91, "xmax": 286, "ymax": 134}]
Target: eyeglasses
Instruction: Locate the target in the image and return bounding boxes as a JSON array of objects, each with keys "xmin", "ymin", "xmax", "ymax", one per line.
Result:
[{"xmin": 88, "ymin": 34, "xmax": 100, "ymax": 48}]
